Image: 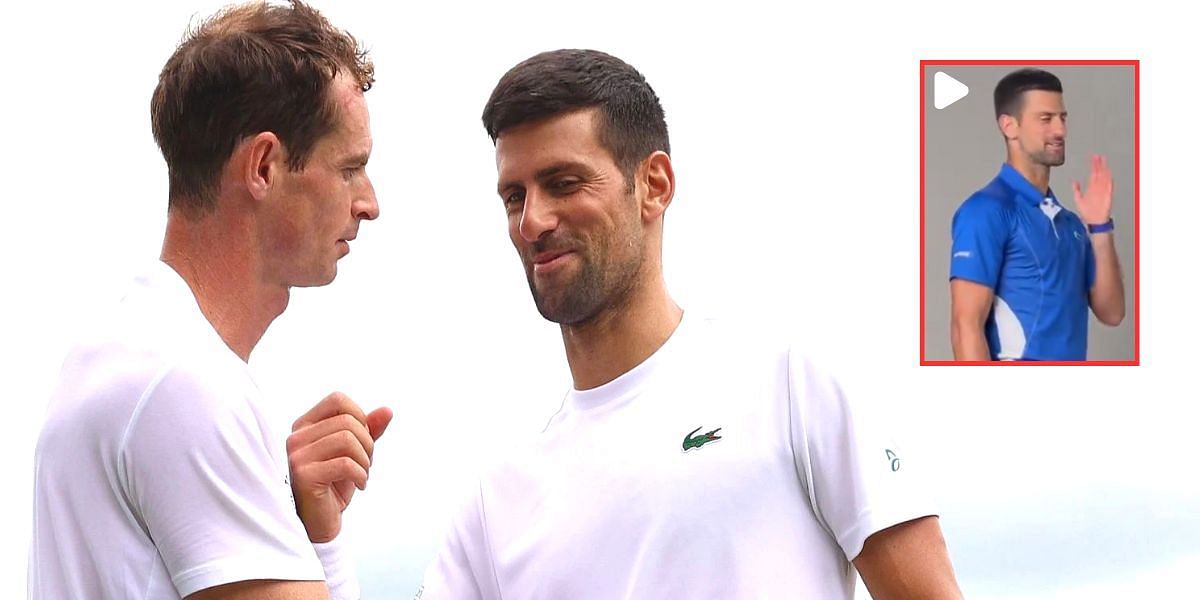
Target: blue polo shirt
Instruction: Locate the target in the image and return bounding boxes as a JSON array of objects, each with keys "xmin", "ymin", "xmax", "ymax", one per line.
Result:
[{"xmin": 949, "ymin": 163, "xmax": 1096, "ymax": 360}]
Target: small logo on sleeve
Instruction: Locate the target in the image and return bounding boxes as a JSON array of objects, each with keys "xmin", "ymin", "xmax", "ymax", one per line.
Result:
[
  {"xmin": 885, "ymin": 449, "xmax": 900, "ymax": 472},
  {"xmin": 683, "ymin": 426, "xmax": 722, "ymax": 451},
  {"xmin": 953, "ymin": 251, "xmax": 972, "ymax": 259}
]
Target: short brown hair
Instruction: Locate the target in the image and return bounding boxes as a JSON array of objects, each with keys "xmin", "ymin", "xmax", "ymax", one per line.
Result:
[
  {"xmin": 482, "ymin": 49, "xmax": 669, "ymax": 187},
  {"xmin": 151, "ymin": 0, "xmax": 374, "ymax": 217}
]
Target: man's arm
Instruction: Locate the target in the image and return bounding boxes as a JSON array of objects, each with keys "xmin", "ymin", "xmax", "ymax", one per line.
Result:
[
  {"xmin": 186, "ymin": 580, "xmax": 328, "ymax": 600},
  {"xmin": 126, "ymin": 376, "xmax": 391, "ymax": 600},
  {"xmin": 948, "ymin": 193, "xmax": 1007, "ymax": 361},
  {"xmin": 786, "ymin": 357, "xmax": 962, "ymax": 598},
  {"xmin": 288, "ymin": 392, "xmax": 393, "ymax": 543},
  {"xmin": 1088, "ymin": 231, "xmax": 1124, "ymax": 325},
  {"xmin": 181, "ymin": 392, "xmax": 391, "ymax": 600},
  {"xmin": 1073, "ymin": 154, "xmax": 1124, "ymax": 326},
  {"xmin": 950, "ymin": 279, "xmax": 994, "ymax": 361},
  {"xmin": 853, "ymin": 516, "xmax": 962, "ymax": 600}
]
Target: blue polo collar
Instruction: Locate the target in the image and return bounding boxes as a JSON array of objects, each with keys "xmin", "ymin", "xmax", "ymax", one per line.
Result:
[{"xmin": 999, "ymin": 163, "xmax": 1060, "ymax": 207}]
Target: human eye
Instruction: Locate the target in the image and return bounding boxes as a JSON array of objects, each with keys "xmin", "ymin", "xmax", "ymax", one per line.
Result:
[
  {"xmin": 502, "ymin": 189, "xmax": 525, "ymax": 210},
  {"xmin": 549, "ymin": 177, "xmax": 582, "ymax": 194}
]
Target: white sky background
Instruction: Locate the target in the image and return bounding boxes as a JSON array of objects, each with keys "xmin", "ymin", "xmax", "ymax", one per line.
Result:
[{"xmin": 2, "ymin": 1, "xmax": 1197, "ymax": 598}]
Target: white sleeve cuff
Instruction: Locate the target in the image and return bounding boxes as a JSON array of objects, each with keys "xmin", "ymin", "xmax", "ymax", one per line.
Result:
[{"xmin": 313, "ymin": 536, "xmax": 361, "ymax": 600}]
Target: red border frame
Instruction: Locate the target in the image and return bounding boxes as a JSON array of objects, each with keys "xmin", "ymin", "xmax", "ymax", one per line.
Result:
[{"xmin": 919, "ymin": 59, "xmax": 1140, "ymax": 366}]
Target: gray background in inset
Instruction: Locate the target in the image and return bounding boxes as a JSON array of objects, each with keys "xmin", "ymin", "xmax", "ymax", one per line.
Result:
[{"xmin": 923, "ymin": 65, "xmax": 1137, "ymax": 361}]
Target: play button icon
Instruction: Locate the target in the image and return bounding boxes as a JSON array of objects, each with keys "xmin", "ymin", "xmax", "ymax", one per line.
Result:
[{"xmin": 934, "ymin": 72, "xmax": 969, "ymax": 110}]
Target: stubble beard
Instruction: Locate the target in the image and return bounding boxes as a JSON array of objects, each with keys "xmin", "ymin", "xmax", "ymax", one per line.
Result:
[
  {"xmin": 1029, "ymin": 138, "xmax": 1066, "ymax": 168},
  {"xmin": 526, "ymin": 227, "xmax": 644, "ymax": 326}
]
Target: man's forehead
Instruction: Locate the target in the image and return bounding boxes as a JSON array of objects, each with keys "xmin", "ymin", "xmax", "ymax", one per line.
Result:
[
  {"xmin": 495, "ymin": 110, "xmax": 605, "ymax": 176},
  {"xmin": 326, "ymin": 80, "xmax": 371, "ymax": 147}
]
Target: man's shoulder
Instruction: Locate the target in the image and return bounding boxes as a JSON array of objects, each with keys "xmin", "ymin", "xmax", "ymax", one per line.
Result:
[
  {"xmin": 956, "ymin": 181, "xmax": 1018, "ymax": 220},
  {"xmin": 682, "ymin": 315, "xmax": 792, "ymax": 359},
  {"xmin": 62, "ymin": 308, "xmax": 247, "ymax": 400},
  {"xmin": 670, "ymin": 317, "xmax": 822, "ymax": 391},
  {"xmin": 689, "ymin": 317, "xmax": 855, "ymax": 393},
  {"xmin": 43, "ymin": 292, "xmax": 254, "ymax": 446},
  {"xmin": 43, "ymin": 341, "xmax": 254, "ymax": 444}
]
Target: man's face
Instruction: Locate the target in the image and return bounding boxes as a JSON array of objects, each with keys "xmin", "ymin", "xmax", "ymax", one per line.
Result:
[
  {"xmin": 495, "ymin": 109, "xmax": 645, "ymax": 324},
  {"xmin": 1011, "ymin": 90, "xmax": 1067, "ymax": 167},
  {"xmin": 267, "ymin": 76, "xmax": 378, "ymax": 287}
]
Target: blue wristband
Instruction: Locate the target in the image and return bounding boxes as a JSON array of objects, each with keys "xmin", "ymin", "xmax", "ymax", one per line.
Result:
[{"xmin": 1087, "ymin": 218, "xmax": 1114, "ymax": 234}]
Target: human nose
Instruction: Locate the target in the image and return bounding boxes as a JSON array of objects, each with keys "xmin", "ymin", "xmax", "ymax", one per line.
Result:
[
  {"xmin": 354, "ymin": 174, "xmax": 379, "ymax": 221},
  {"xmin": 517, "ymin": 187, "xmax": 557, "ymax": 242}
]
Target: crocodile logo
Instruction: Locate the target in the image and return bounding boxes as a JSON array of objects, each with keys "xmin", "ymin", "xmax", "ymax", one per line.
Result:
[{"xmin": 683, "ymin": 426, "xmax": 722, "ymax": 452}]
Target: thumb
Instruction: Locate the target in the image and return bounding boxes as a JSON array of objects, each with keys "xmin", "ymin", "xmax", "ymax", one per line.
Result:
[
  {"xmin": 366, "ymin": 407, "xmax": 393, "ymax": 441},
  {"xmin": 1072, "ymin": 180, "xmax": 1083, "ymax": 204}
]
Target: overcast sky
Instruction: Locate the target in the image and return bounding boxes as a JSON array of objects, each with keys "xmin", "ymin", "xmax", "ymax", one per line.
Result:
[{"xmin": 3, "ymin": 1, "xmax": 1197, "ymax": 598}]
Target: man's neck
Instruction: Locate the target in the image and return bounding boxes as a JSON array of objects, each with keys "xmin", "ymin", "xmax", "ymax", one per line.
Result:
[
  {"xmin": 1007, "ymin": 155, "xmax": 1051, "ymax": 195},
  {"xmin": 561, "ymin": 274, "xmax": 682, "ymax": 391},
  {"xmin": 160, "ymin": 212, "xmax": 288, "ymax": 362}
]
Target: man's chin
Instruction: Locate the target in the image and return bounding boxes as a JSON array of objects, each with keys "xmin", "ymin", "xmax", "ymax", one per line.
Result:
[
  {"xmin": 531, "ymin": 290, "xmax": 595, "ymax": 325},
  {"xmin": 292, "ymin": 267, "xmax": 338, "ymax": 288},
  {"xmin": 1035, "ymin": 152, "xmax": 1065, "ymax": 168},
  {"xmin": 531, "ymin": 288, "xmax": 565, "ymax": 323}
]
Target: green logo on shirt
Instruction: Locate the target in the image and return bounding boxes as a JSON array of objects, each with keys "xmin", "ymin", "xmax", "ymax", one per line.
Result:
[{"xmin": 683, "ymin": 426, "xmax": 722, "ymax": 451}]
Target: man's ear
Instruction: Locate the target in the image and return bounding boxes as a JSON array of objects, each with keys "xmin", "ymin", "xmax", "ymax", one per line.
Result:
[
  {"xmin": 243, "ymin": 131, "xmax": 284, "ymax": 201},
  {"xmin": 638, "ymin": 151, "xmax": 675, "ymax": 222},
  {"xmin": 998, "ymin": 114, "xmax": 1019, "ymax": 141}
]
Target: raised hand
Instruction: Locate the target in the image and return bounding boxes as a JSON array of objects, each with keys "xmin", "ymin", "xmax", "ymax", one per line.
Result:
[
  {"xmin": 287, "ymin": 392, "xmax": 393, "ymax": 543},
  {"xmin": 1072, "ymin": 154, "xmax": 1114, "ymax": 226}
]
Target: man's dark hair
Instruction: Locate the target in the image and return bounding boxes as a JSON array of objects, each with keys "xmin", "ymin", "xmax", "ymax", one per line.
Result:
[
  {"xmin": 482, "ymin": 49, "xmax": 670, "ymax": 186},
  {"xmin": 993, "ymin": 68, "xmax": 1063, "ymax": 120},
  {"xmin": 151, "ymin": 0, "xmax": 374, "ymax": 217}
]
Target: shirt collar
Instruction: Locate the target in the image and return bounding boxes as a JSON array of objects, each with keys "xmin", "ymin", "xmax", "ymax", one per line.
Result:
[{"xmin": 998, "ymin": 162, "xmax": 1059, "ymax": 207}]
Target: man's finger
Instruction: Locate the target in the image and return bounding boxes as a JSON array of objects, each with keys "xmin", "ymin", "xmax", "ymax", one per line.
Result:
[
  {"xmin": 293, "ymin": 456, "xmax": 368, "ymax": 492},
  {"xmin": 288, "ymin": 412, "xmax": 374, "ymax": 459},
  {"xmin": 367, "ymin": 407, "xmax": 393, "ymax": 442},
  {"xmin": 290, "ymin": 428, "xmax": 373, "ymax": 473},
  {"xmin": 293, "ymin": 391, "xmax": 369, "ymax": 431}
]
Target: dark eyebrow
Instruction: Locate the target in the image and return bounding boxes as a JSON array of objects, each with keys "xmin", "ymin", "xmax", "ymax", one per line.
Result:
[
  {"xmin": 535, "ymin": 163, "xmax": 578, "ymax": 180},
  {"xmin": 497, "ymin": 161, "xmax": 588, "ymax": 194}
]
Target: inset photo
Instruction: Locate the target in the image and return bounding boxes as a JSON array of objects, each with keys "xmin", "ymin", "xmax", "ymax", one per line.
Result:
[{"xmin": 920, "ymin": 60, "xmax": 1139, "ymax": 365}]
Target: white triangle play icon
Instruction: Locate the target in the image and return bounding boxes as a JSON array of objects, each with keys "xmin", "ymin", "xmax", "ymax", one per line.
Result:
[{"xmin": 934, "ymin": 72, "xmax": 969, "ymax": 110}]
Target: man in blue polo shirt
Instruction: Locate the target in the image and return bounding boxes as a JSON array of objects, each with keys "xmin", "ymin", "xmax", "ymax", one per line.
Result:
[{"xmin": 949, "ymin": 68, "xmax": 1125, "ymax": 361}]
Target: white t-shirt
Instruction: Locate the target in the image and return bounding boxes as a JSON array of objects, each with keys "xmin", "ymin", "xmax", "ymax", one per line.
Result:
[
  {"xmin": 29, "ymin": 261, "xmax": 325, "ymax": 599},
  {"xmin": 419, "ymin": 315, "xmax": 932, "ymax": 599}
]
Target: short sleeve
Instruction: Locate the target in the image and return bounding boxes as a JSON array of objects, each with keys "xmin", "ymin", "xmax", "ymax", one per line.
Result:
[
  {"xmin": 949, "ymin": 195, "xmax": 1009, "ymax": 289},
  {"xmin": 787, "ymin": 351, "xmax": 935, "ymax": 561},
  {"xmin": 418, "ymin": 483, "xmax": 501, "ymax": 600},
  {"xmin": 120, "ymin": 362, "xmax": 324, "ymax": 597}
]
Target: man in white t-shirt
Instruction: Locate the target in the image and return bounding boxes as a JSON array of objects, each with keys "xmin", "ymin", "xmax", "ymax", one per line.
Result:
[
  {"xmin": 418, "ymin": 49, "xmax": 963, "ymax": 599},
  {"xmin": 30, "ymin": 2, "xmax": 390, "ymax": 599}
]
